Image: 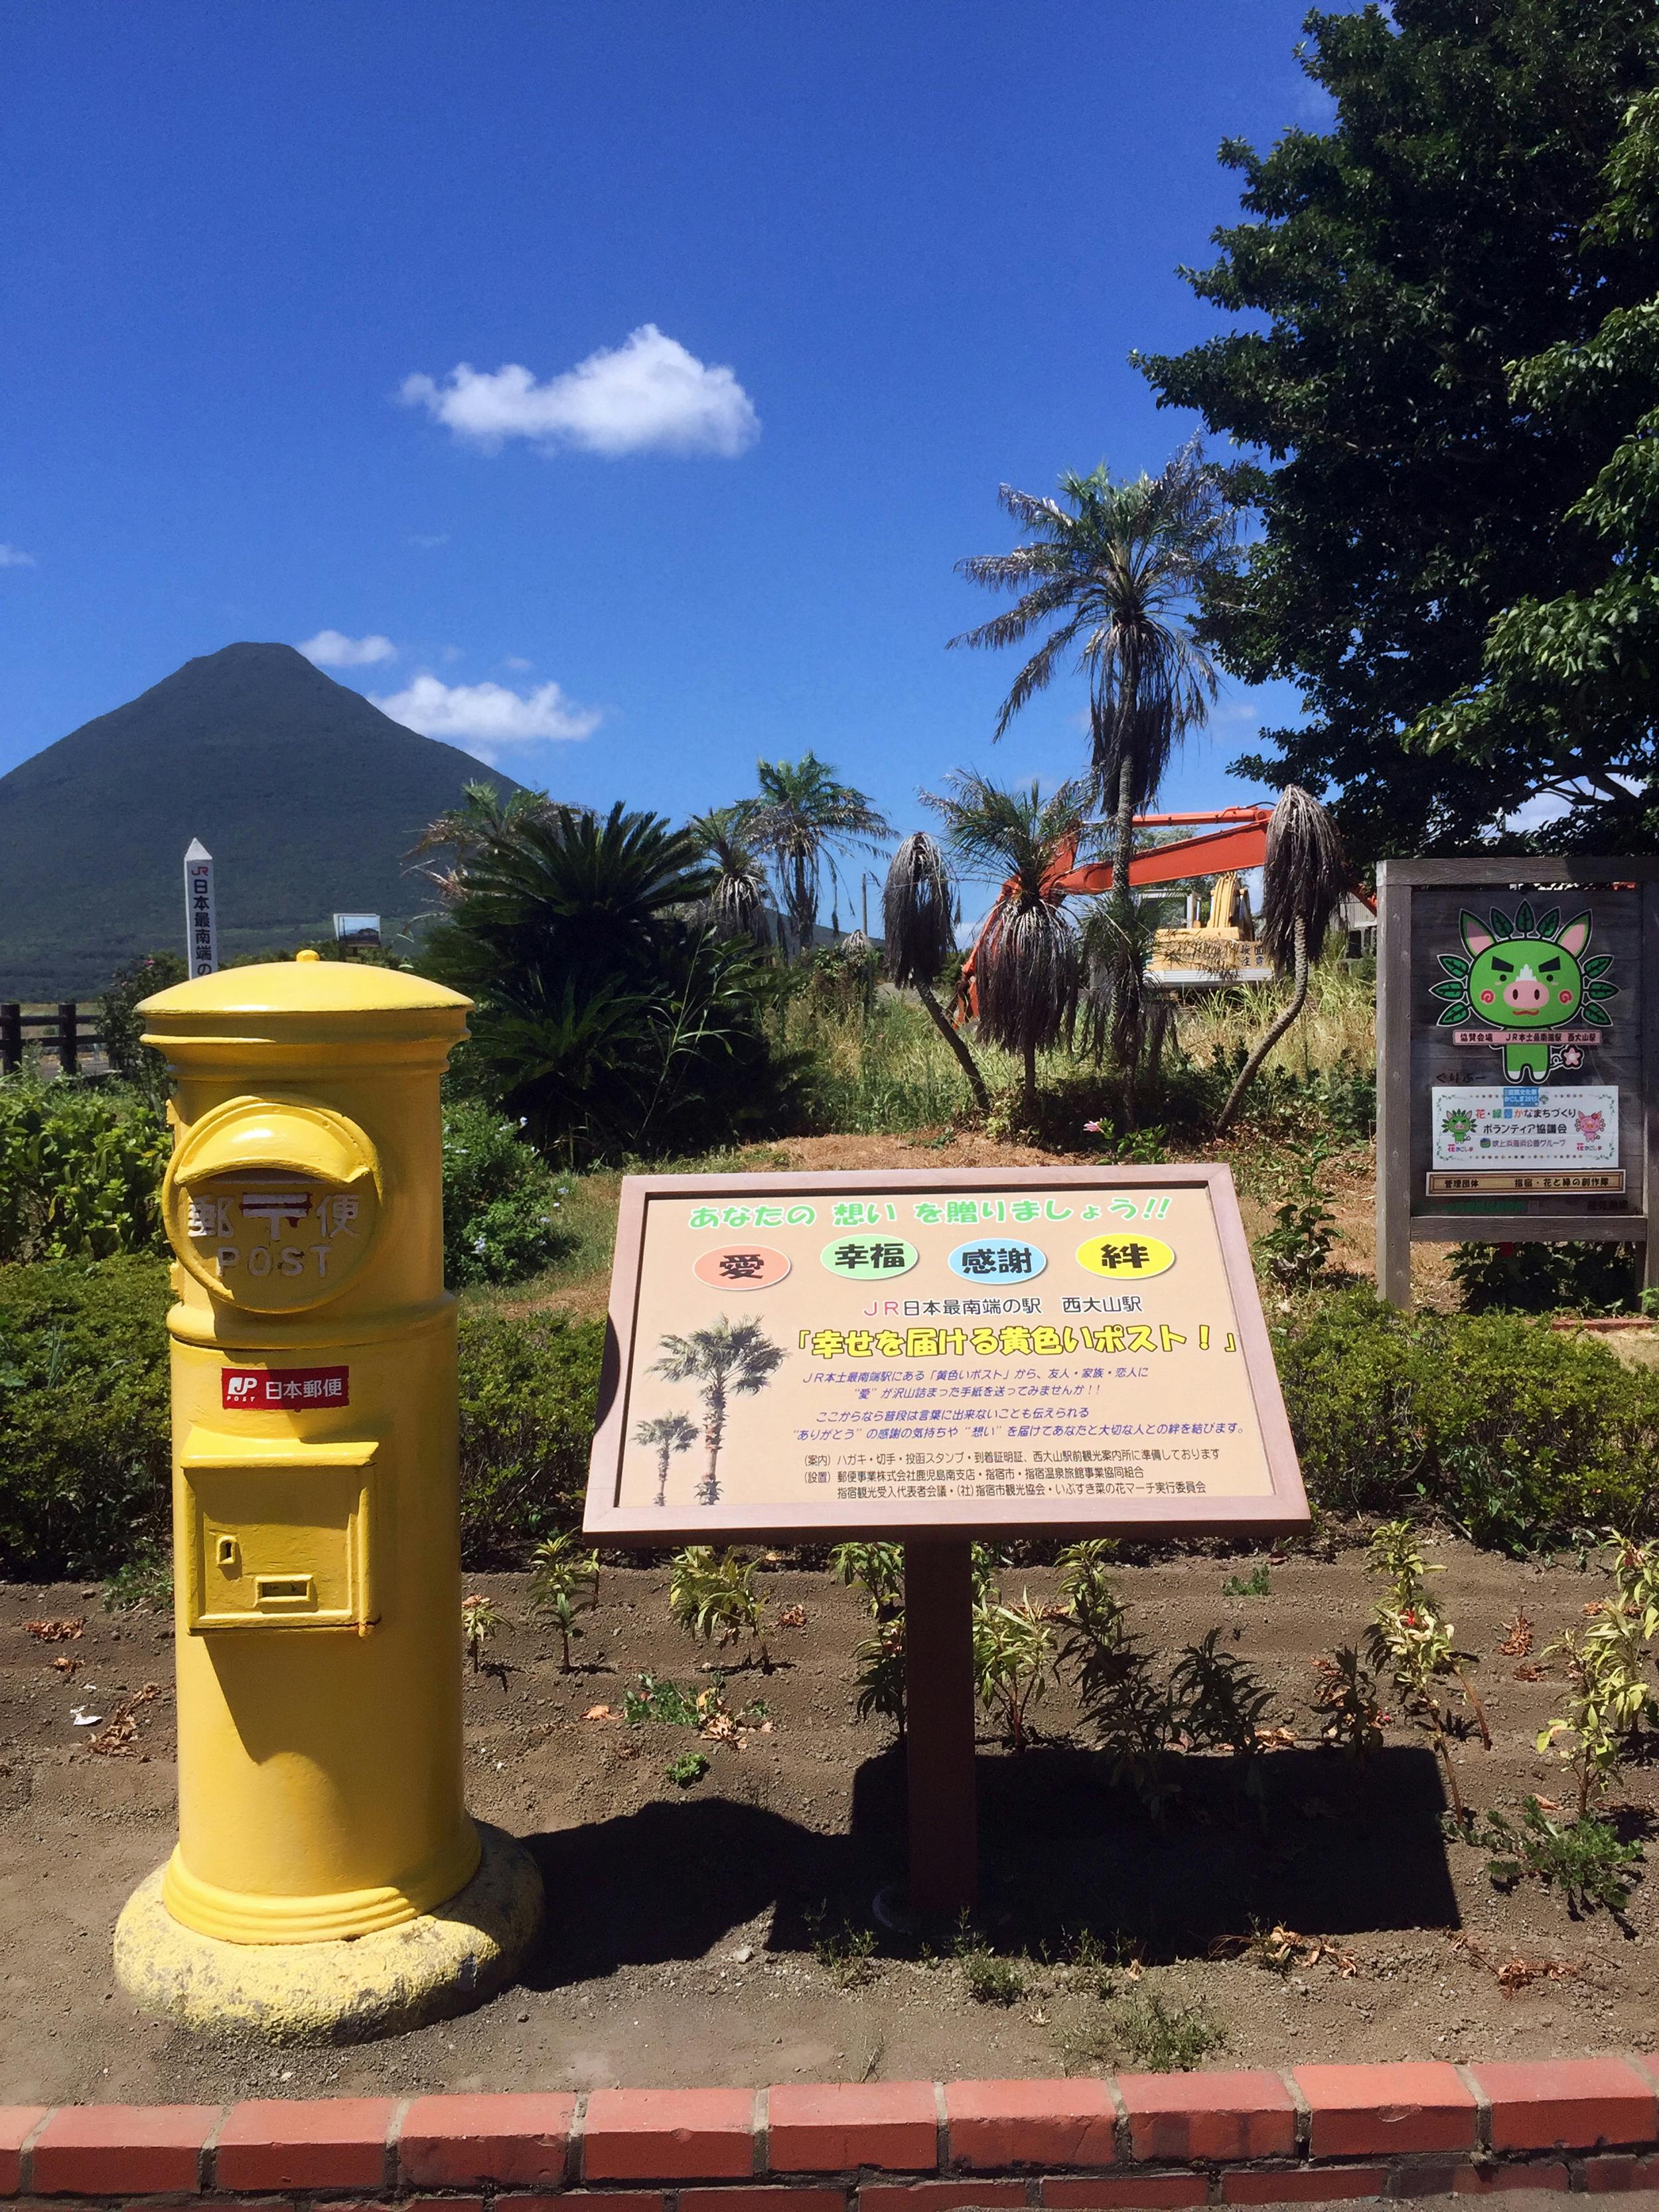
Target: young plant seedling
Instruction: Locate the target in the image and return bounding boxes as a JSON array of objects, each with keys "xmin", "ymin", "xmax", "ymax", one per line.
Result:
[
  {"xmin": 1222, "ymin": 1563, "xmax": 1273, "ymax": 1599},
  {"xmin": 461, "ymin": 1591, "xmax": 502, "ymax": 1672},
  {"xmin": 1472, "ymin": 1797, "xmax": 1644, "ymax": 1916},
  {"xmin": 973, "ymin": 1592, "xmax": 1054, "ymax": 1753},
  {"xmin": 669, "ymin": 1545, "xmax": 772, "ymax": 1670},
  {"xmin": 529, "ymin": 1532, "xmax": 601, "ymax": 1672},
  {"xmin": 665, "ymin": 1749, "xmax": 711, "ymax": 1788},
  {"xmin": 1309, "ymin": 1646, "xmax": 1386, "ymax": 1757}
]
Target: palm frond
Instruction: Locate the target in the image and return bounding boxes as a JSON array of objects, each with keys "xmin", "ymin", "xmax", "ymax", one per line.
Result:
[{"xmin": 882, "ymin": 832, "xmax": 956, "ymax": 990}]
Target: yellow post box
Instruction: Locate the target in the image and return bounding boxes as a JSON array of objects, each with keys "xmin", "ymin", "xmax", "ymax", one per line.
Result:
[{"xmin": 113, "ymin": 953, "xmax": 541, "ymax": 2039}]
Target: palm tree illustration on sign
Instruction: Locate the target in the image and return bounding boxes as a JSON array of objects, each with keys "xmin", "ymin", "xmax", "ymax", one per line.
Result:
[
  {"xmin": 652, "ymin": 1315, "xmax": 785, "ymax": 1505},
  {"xmin": 634, "ymin": 1411, "xmax": 700, "ymax": 1509}
]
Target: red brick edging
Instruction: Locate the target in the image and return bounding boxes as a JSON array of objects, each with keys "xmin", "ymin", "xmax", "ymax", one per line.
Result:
[{"xmin": 7, "ymin": 2061, "xmax": 1659, "ymax": 2208}]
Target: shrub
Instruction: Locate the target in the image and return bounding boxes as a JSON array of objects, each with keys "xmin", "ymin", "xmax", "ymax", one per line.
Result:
[
  {"xmin": 0, "ymin": 1258, "xmax": 172, "ymax": 1578},
  {"xmin": 441, "ymin": 1099, "xmax": 575, "ymax": 1288},
  {"xmin": 1449, "ymin": 1240, "xmax": 1640, "ymax": 1315},
  {"xmin": 457, "ymin": 1307, "xmax": 604, "ymax": 1563},
  {"xmin": 1277, "ymin": 1288, "xmax": 1659, "ymax": 1544},
  {"xmin": 0, "ymin": 1078, "xmax": 169, "ymax": 1262},
  {"xmin": 99, "ymin": 950, "xmax": 186, "ymax": 1100}
]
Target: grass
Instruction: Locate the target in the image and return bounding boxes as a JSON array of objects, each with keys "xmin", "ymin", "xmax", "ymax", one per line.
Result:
[
  {"xmin": 1110, "ymin": 1988, "xmax": 1228, "ymax": 2071},
  {"xmin": 958, "ymin": 1947, "xmax": 1027, "ymax": 2006}
]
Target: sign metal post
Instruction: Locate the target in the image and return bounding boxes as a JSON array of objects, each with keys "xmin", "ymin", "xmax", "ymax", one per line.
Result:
[{"xmin": 585, "ymin": 1165, "xmax": 1307, "ymax": 1918}]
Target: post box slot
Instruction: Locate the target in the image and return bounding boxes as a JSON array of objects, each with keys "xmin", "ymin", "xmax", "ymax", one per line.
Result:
[{"xmin": 180, "ymin": 1428, "xmax": 379, "ymax": 1633}]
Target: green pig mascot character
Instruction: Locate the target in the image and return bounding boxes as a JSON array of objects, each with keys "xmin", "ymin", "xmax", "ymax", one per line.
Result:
[{"xmin": 1432, "ymin": 904, "xmax": 1617, "ymax": 1081}]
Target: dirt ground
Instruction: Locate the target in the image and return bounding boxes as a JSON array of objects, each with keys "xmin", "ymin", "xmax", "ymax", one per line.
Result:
[{"xmin": 7, "ymin": 1537, "xmax": 1659, "ymax": 2104}]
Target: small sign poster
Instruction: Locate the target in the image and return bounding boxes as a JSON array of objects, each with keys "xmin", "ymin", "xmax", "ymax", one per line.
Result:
[
  {"xmin": 1431, "ymin": 1084, "xmax": 1619, "ymax": 1175},
  {"xmin": 585, "ymin": 1167, "xmax": 1307, "ymax": 1542}
]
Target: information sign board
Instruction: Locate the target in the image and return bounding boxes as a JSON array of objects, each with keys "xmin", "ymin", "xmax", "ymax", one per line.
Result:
[
  {"xmin": 584, "ymin": 1166, "xmax": 1307, "ymax": 1543},
  {"xmin": 1376, "ymin": 857, "xmax": 1659, "ymax": 1305}
]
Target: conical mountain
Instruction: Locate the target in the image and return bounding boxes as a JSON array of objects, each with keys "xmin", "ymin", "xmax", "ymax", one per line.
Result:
[{"xmin": 0, "ymin": 643, "xmax": 526, "ymax": 997}]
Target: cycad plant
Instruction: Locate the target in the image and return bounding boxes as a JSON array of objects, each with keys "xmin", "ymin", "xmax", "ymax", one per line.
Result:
[
  {"xmin": 926, "ymin": 771, "xmax": 1086, "ymax": 1125},
  {"xmin": 881, "ymin": 832, "xmax": 989, "ymax": 1112},
  {"xmin": 747, "ymin": 753, "xmax": 891, "ymax": 959},
  {"xmin": 1217, "ymin": 787, "xmax": 1350, "ymax": 1132},
  {"xmin": 419, "ymin": 799, "xmax": 790, "ymax": 1163},
  {"xmin": 634, "ymin": 1410, "xmax": 700, "ymax": 1509},
  {"xmin": 652, "ymin": 1314, "xmax": 785, "ymax": 1504}
]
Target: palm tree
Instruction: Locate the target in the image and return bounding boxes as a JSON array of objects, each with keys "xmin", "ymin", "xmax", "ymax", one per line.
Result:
[
  {"xmin": 950, "ymin": 444, "xmax": 1236, "ymax": 1116},
  {"xmin": 882, "ymin": 832, "xmax": 989, "ymax": 1113},
  {"xmin": 925, "ymin": 772, "xmax": 1087, "ymax": 1126},
  {"xmin": 652, "ymin": 1315, "xmax": 785, "ymax": 1505},
  {"xmin": 747, "ymin": 754, "xmax": 891, "ymax": 959},
  {"xmin": 405, "ymin": 778, "xmax": 559, "ymax": 905},
  {"xmin": 1216, "ymin": 788, "xmax": 1350, "ymax": 1132},
  {"xmin": 687, "ymin": 806, "xmax": 772, "ymax": 948},
  {"xmin": 635, "ymin": 1410, "xmax": 700, "ymax": 1509},
  {"xmin": 949, "ymin": 439, "xmax": 1235, "ymax": 896}
]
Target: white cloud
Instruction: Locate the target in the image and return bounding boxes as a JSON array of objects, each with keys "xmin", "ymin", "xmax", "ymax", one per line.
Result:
[
  {"xmin": 399, "ymin": 324, "xmax": 760, "ymax": 459},
  {"xmin": 502, "ymin": 654, "xmax": 532, "ymax": 672},
  {"xmin": 372, "ymin": 673, "xmax": 601, "ymax": 763},
  {"xmin": 298, "ymin": 629, "xmax": 397, "ymax": 667},
  {"xmin": 0, "ymin": 544, "xmax": 36, "ymax": 568}
]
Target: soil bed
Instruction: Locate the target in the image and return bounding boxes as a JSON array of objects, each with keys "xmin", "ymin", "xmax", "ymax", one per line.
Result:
[{"xmin": 4, "ymin": 1539, "xmax": 1658, "ymax": 2102}]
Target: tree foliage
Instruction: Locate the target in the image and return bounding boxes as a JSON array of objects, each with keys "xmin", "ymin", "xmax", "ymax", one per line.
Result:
[
  {"xmin": 1413, "ymin": 88, "xmax": 1659, "ymax": 844},
  {"xmin": 1139, "ymin": 0, "xmax": 1659, "ymax": 856},
  {"xmin": 421, "ymin": 800, "xmax": 795, "ymax": 1165}
]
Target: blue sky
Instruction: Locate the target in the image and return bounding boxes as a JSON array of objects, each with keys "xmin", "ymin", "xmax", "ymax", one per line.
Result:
[{"xmin": 5, "ymin": 1, "xmax": 1333, "ymax": 889}]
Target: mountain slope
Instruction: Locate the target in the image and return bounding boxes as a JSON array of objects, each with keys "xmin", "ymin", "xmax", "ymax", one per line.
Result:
[{"xmin": 0, "ymin": 644, "xmax": 526, "ymax": 997}]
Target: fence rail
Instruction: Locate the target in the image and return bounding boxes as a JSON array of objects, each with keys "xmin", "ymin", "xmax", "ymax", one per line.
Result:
[{"xmin": 0, "ymin": 1003, "xmax": 104, "ymax": 1077}]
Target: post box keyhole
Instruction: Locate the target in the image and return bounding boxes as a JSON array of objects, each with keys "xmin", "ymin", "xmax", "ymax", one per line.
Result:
[{"xmin": 216, "ymin": 1535, "xmax": 239, "ymax": 1574}]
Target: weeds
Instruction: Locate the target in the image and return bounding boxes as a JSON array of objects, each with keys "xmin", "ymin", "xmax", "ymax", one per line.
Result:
[
  {"xmin": 959, "ymin": 1947, "xmax": 1027, "ymax": 2005},
  {"xmin": 1471, "ymin": 1798, "xmax": 1644, "ymax": 1915},
  {"xmin": 102, "ymin": 1547, "xmax": 171, "ymax": 1613},
  {"xmin": 665, "ymin": 1750, "xmax": 710, "ymax": 1787},
  {"xmin": 808, "ymin": 1906, "xmax": 880, "ymax": 1988},
  {"xmin": 624, "ymin": 1673, "xmax": 703, "ymax": 1726},
  {"xmin": 1222, "ymin": 1564, "xmax": 1272, "ymax": 1599},
  {"xmin": 1110, "ymin": 1989, "xmax": 1226, "ymax": 2071}
]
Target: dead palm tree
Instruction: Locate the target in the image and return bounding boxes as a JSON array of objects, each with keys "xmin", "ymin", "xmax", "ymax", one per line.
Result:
[
  {"xmin": 747, "ymin": 754, "xmax": 891, "ymax": 959},
  {"xmin": 634, "ymin": 1410, "xmax": 700, "ymax": 1509},
  {"xmin": 652, "ymin": 1315, "xmax": 786, "ymax": 1505},
  {"xmin": 882, "ymin": 832, "xmax": 989, "ymax": 1113},
  {"xmin": 1216, "ymin": 788, "xmax": 1350, "ymax": 1132},
  {"xmin": 925, "ymin": 771, "xmax": 1087, "ymax": 1127},
  {"xmin": 687, "ymin": 806, "xmax": 772, "ymax": 948}
]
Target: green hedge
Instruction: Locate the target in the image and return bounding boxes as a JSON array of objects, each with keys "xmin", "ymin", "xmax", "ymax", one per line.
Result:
[
  {"xmin": 1277, "ymin": 1288, "xmax": 1659, "ymax": 1548},
  {"xmin": 0, "ymin": 1257, "xmax": 174, "ymax": 1576},
  {"xmin": 0, "ymin": 1258, "xmax": 605, "ymax": 1579},
  {"xmin": 5, "ymin": 1265, "xmax": 1654, "ymax": 1582}
]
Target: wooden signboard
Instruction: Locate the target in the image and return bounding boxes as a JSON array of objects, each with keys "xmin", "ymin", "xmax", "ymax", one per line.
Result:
[
  {"xmin": 1376, "ymin": 858, "xmax": 1659, "ymax": 1307},
  {"xmin": 585, "ymin": 1165, "xmax": 1307, "ymax": 1542},
  {"xmin": 585, "ymin": 1165, "xmax": 1307, "ymax": 1919}
]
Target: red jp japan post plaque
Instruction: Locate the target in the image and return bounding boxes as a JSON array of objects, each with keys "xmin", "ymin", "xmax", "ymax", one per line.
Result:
[{"xmin": 585, "ymin": 1167, "xmax": 1307, "ymax": 1542}]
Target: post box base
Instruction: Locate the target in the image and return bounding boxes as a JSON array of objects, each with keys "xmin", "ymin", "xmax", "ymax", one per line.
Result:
[{"xmin": 113, "ymin": 1822, "xmax": 543, "ymax": 2043}]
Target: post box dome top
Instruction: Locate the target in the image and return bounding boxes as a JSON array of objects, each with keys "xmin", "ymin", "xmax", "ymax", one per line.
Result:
[{"xmin": 140, "ymin": 953, "xmax": 472, "ymax": 1022}]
